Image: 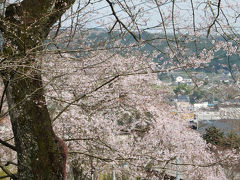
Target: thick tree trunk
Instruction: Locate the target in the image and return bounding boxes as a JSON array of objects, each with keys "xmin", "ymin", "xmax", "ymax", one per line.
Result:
[
  {"xmin": 3, "ymin": 68, "xmax": 67, "ymax": 179},
  {"xmin": 0, "ymin": 1, "xmax": 75, "ymax": 179}
]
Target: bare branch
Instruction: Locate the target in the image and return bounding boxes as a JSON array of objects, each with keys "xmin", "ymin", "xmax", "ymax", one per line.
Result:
[
  {"xmin": 63, "ymin": 138, "xmax": 94, "ymax": 141},
  {"xmin": 0, "ymin": 80, "xmax": 8, "ymax": 114},
  {"xmin": 207, "ymin": 0, "xmax": 221, "ymax": 37},
  {"xmin": 53, "ymin": 74, "xmax": 120, "ymax": 122},
  {"xmin": 4, "ymin": 161, "xmax": 18, "ymax": 167},
  {"xmin": 52, "ymin": 17, "xmax": 62, "ymax": 40},
  {"xmin": 0, "ymin": 175, "xmax": 10, "ymax": 179},
  {"xmin": 0, "ymin": 162, "xmax": 16, "ymax": 180},
  {"xmin": 190, "ymin": 0, "xmax": 198, "ymax": 52},
  {"xmin": 108, "ymin": 20, "xmax": 117, "ymax": 33},
  {"xmin": 105, "ymin": 0, "xmax": 139, "ymax": 42},
  {"xmin": 0, "ymin": 138, "xmax": 17, "ymax": 151}
]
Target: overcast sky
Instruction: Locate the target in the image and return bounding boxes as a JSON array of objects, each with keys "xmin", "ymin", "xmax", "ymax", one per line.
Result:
[{"xmin": 62, "ymin": 0, "xmax": 240, "ymax": 35}]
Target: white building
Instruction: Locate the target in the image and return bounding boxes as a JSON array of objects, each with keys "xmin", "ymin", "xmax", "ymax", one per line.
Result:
[
  {"xmin": 217, "ymin": 104, "xmax": 240, "ymax": 120},
  {"xmin": 176, "ymin": 76, "xmax": 183, "ymax": 83},
  {"xmin": 194, "ymin": 108, "xmax": 220, "ymax": 121},
  {"xmin": 194, "ymin": 102, "xmax": 209, "ymax": 110},
  {"xmin": 193, "ymin": 104, "xmax": 240, "ymax": 121}
]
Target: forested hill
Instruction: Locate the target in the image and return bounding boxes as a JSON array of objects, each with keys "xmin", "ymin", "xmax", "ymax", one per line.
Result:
[{"xmin": 54, "ymin": 28, "xmax": 240, "ymax": 73}]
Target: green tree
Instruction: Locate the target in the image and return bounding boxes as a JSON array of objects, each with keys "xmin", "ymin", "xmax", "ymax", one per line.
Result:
[
  {"xmin": 224, "ymin": 132, "xmax": 240, "ymax": 149},
  {"xmin": 190, "ymin": 90, "xmax": 204, "ymax": 104},
  {"xmin": 203, "ymin": 127, "xmax": 224, "ymax": 146},
  {"xmin": 173, "ymin": 83, "xmax": 191, "ymax": 95},
  {"xmin": 203, "ymin": 127, "xmax": 240, "ymax": 150}
]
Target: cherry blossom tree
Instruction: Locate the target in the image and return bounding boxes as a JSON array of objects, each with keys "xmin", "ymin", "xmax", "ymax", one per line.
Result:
[{"xmin": 42, "ymin": 51, "xmax": 235, "ymax": 180}]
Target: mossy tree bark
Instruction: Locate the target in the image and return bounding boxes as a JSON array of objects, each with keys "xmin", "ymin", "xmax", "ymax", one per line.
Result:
[
  {"xmin": 3, "ymin": 70, "xmax": 67, "ymax": 179},
  {"xmin": 0, "ymin": 0, "xmax": 75, "ymax": 179}
]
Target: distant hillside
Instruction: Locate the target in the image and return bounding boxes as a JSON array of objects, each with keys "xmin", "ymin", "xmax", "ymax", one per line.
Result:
[{"xmin": 52, "ymin": 28, "xmax": 240, "ymax": 73}]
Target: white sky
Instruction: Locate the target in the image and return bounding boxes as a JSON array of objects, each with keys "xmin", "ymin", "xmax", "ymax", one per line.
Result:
[{"xmin": 62, "ymin": 0, "xmax": 240, "ymax": 34}]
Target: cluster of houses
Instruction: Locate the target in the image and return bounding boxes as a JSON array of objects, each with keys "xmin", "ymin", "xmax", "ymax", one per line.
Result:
[
  {"xmin": 174, "ymin": 73, "xmax": 240, "ymax": 86},
  {"xmin": 174, "ymin": 94, "xmax": 240, "ymax": 129}
]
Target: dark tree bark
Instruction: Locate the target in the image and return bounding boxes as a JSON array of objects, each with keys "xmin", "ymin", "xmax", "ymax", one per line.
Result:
[
  {"xmin": 0, "ymin": 0, "xmax": 75, "ymax": 179},
  {"xmin": 3, "ymin": 70, "xmax": 67, "ymax": 179}
]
